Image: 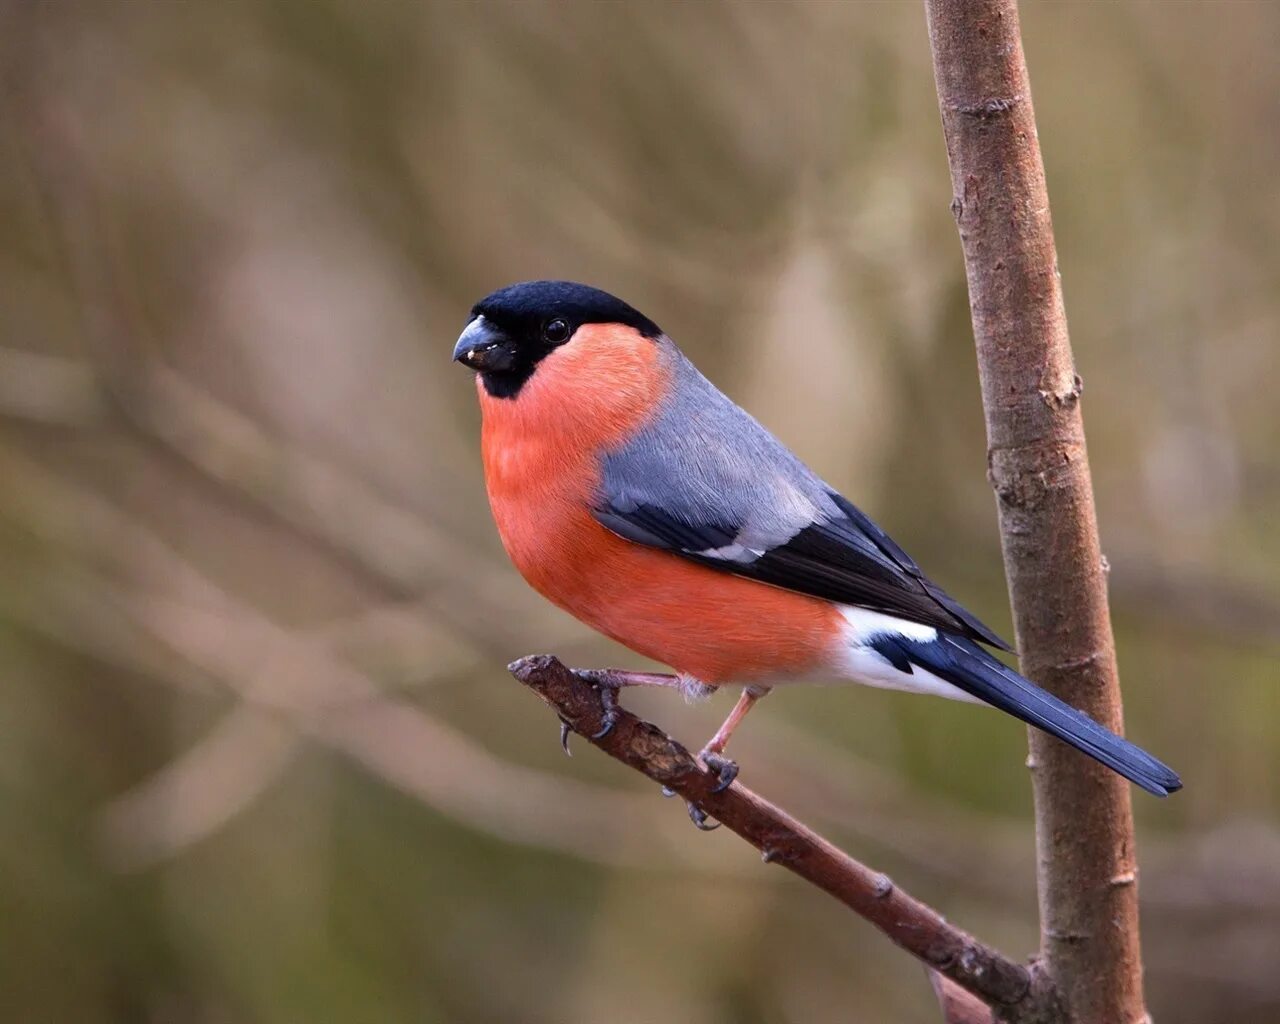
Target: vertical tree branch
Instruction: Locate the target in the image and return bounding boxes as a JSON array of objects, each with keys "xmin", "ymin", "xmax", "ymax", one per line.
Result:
[{"xmin": 925, "ymin": 3, "xmax": 1147, "ymax": 1022}]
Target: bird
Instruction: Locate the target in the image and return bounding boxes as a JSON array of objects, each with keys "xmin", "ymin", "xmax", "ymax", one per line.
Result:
[{"xmin": 453, "ymin": 279, "xmax": 1181, "ymax": 810}]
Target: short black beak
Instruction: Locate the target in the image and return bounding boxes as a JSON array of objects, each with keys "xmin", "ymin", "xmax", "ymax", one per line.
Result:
[{"xmin": 453, "ymin": 316, "xmax": 516, "ymax": 373}]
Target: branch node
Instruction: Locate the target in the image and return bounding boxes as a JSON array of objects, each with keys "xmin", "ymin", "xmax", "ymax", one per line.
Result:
[
  {"xmin": 759, "ymin": 829, "xmax": 800, "ymax": 865},
  {"xmin": 954, "ymin": 94, "xmax": 1023, "ymax": 118},
  {"xmin": 1049, "ymin": 649, "xmax": 1106, "ymax": 674},
  {"xmin": 1038, "ymin": 373, "xmax": 1083, "ymax": 409},
  {"xmin": 931, "ymin": 950, "xmax": 958, "ymax": 970}
]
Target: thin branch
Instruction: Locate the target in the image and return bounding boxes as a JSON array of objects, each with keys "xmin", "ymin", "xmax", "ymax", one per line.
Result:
[
  {"xmin": 96, "ymin": 600, "xmax": 490, "ymax": 868},
  {"xmin": 925, "ymin": 2, "xmax": 1151, "ymax": 1021},
  {"xmin": 0, "ymin": 347, "xmax": 105, "ymax": 425},
  {"xmin": 510, "ymin": 655, "xmax": 1058, "ymax": 1021}
]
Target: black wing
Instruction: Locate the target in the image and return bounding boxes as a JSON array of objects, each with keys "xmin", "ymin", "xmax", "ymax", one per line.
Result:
[{"xmin": 595, "ymin": 488, "xmax": 1011, "ymax": 651}]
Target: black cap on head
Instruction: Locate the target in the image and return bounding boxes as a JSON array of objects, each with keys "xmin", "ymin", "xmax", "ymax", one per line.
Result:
[
  {"xmin": 454, "ymin": 280, "xmax": 661, "ymax": 398},
  {"xmin": 471, "ymin": 280, "xmax": 661, "ymax": 340}
]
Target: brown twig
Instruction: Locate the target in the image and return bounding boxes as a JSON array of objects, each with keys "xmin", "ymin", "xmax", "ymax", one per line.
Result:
[
  {"xmin": 510, "ymin": 655, "xmax": 1059, "ymax": 1020},
  {"xmin": 926, "ymin": 2, "xmax": 1150, "ymax": 1021}
]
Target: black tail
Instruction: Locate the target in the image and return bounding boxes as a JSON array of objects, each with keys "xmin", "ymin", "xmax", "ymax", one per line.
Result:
[{"xmin": 873, "ymin": 633, "xmax": 1182, "ymax": 797}]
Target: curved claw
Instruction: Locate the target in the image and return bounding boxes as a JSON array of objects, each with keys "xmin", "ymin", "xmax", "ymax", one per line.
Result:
[
  {"xmin": 557, "ymin": 716, "xmax": 573, "ymax": 757},
  {"xmin": 701, "ymin": 751, "xmax": 740, "ymax": 793},
  {"xmin": 590, "ymin": 711, "xmax": 617, "ymax": 740},
  {"xmin": 686, "ymin": 802, "xmax": 720, "ymax": 831},
  {"xmin": 660, "ymin": 786, "xmax": 677, "ymax": 798},
  {"xmin": 589, "ymin": 681, "xmax": 620, "ymax": 739}
]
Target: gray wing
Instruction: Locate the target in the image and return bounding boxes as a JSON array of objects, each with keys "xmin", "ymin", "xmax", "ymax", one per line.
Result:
[{"xmin": 592, "ymin": 346, "xmax": 1011, "ymax": 650}]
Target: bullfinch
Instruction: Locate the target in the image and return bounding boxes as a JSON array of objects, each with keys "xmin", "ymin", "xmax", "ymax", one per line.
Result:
[{"xmin": 453, "ymin": 280, "xmax": 1181, "ymax": 804}]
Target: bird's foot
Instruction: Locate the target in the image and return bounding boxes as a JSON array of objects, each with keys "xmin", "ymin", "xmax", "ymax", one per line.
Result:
[
  {"xmin": 591, "ymin": 683, "xmax": 620, "ymax": 739},
  {"xmin": 556, "ymin": 669, "xmax": 638, "ymax": 754},
  {"xmin": 686, "ymin": 801, "xmax": 720, "ymax": 831},
  {"xmin": 657, "ymin": 784, "xmax": 720, "ymax": 830},
  {"xmin": 699, "ymin": 750, "xmax": 740, "ymax": 793},
  {"xmin": 676, "ymin": 747, "xmax": 738, "ymax": 830},
  {"xmin": 556, "ymin": 666, "xmax": 729, "ymax": 826},
  {"xmin": 570, "ymin": 667, "xmax": 617, "ymax": 688}
]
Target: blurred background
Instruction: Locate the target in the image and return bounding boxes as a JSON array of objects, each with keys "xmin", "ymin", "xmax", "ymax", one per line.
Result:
[{"xmin": 1, "ymin": 2, "xmax": 1277, "ymax": 1022}]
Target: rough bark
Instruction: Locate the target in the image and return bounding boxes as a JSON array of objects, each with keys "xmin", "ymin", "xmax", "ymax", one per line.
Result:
[
  {"xmin": 925, "ymin": 2, "xmax": 1148, "ymax": 1022},
  {"xmin": 510, "ymin": 655, "xmax": 1059, "ymax": 1020}
]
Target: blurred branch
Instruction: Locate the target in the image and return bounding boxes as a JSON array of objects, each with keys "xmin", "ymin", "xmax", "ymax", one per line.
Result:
[
  {"xmin": 122, "ymin": 589, "xmax": 754, "ymax": 873},
  {"xmin": 11, "ymin": 62, "xmax": 574, "ymax": 662},
  {"xmin": 927, "ymin": 2, "xmax": 1150, "ymax": 1021},
  {"xmin": 1112, "ymin": 556, "xmax": 1280, "ymax": 651},
  {"xmin": 110, "ymin": 357, "xmax": 569, "ymax": 658},
  {"xmin": 98, "ymin": 599, "xmax": 488, "ymax": 867},
  {"xmin": 0, "ymin": 347, "xmax": 105, "ymax": 425},
  {"xmin": 99, "ymin": 705, "xmax": 299, "ymax": 870},
  {"xmin": 930, "ymin": 971, "xmax": 995, "ymax": 1024},
  {"xmin": 0, "ymin": 441, "xmax": 734, "ymax": 872},
  {"xmin": 511, "ymin": 655, "xmax": 1056, "ymax": 1020}
]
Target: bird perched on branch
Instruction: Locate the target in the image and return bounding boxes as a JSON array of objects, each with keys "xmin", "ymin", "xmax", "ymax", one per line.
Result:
[{"xmin": 453, "ymin": 280, "xmax": 1181, "ymax": 811}]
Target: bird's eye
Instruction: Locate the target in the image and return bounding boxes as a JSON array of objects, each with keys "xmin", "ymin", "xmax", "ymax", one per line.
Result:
[{"xmin": 542, "ymin": 319, "xmax": 570, "ymax": 344}]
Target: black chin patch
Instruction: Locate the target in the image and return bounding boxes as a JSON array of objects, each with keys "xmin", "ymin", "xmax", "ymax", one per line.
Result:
[
  {"xmin": 475, "ymin": 337, "xmax": 550, "ymax": 399},
  {"xmin": 479, "ymin": 367, "xmax": 534, "ymax": 399}
]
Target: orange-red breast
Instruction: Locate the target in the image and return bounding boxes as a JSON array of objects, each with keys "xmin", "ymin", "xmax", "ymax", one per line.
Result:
[{"xmin": 454, "ymin": 280, "xmax": 1181, "ymax": 798}]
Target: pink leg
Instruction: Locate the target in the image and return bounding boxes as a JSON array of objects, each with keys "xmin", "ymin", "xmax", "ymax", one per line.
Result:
[
  {"xmin": 700, "ymin": 685, "xmax": 771, "ymax": 792},
  {"xmin": 571, "ymin": 668, "xmax": 683, "ymax": 689},
  {"xmin": 704, "ymin": 686, "xmax": 770, "ymax": 756},
  {"xmin": 562, "ymin": 668, "xmax": 696, "ymax": 752}
]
